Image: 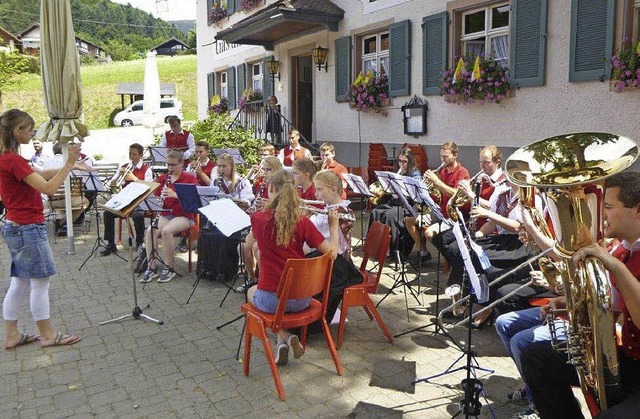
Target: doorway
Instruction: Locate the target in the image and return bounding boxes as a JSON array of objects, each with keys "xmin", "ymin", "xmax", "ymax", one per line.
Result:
[{"xmin": 291, "ymin": 55, "xmax": 313, "ymax": 142}]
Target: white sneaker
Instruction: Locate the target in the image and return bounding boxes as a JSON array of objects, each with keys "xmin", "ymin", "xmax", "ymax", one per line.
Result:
[
  {"xmin": 157, "ymin": 268, "xmax": 176, "ymax": 283},
  {"xmin": 275, "ymin": 343, "xmax": 289, "ymax": 366},
  {"xmin": 287, "ymin": 335, "xmax": 305, "ymax": 359},
  {"xmin": 140, "ymin": 268, "xmax": 157, "ymax": 283}
]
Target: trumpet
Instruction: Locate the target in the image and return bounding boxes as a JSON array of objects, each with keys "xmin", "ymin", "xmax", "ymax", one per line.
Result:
[
  {"xmin": 299, "ymin": 205, "xmax": 356, "ymax": 222},
  {"xmin": 112, "ymin": 161, "xmax": 133, "ymax": 193},
  {"xmin": 245, "ymin": 164, "xmax": 265, "ymax": 182},
  {"xmin": 187, "ymin": 159, "xmax": 202, "ymax": 173}
]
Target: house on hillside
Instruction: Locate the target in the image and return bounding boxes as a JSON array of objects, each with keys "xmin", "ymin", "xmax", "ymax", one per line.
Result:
[
  {"xmin": 18, "ymin": 23, "xmax": 110, "ymax": 62},
  {"xmin": 152, "ymin": 37, "xmax": 190, "ymax": 56},
  {"xmin": 196, "ymin": 0, "xmax": 640, "ymax": 168},
  {"xmin": 0, "ymin": 25, "xmax": 21, "ymax": 51}
]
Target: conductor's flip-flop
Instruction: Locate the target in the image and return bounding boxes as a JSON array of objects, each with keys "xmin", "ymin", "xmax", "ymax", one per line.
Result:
[
  {"xmin": 4, "ymin": 333, "xmax": 40, "ymax": 350},
  {"xmin": 41, "ymin": 332, "xmax": 81, "ymax": 348}
]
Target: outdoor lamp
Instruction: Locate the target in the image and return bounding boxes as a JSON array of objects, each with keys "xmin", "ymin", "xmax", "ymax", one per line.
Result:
[
  {"xmin": 311, "ymin": 46, "xmax": 329, "ymax": 72},
  {"xmin": 266, "ymin": 57, "xmax": 281, "ymax": 81},
  {"xmin": 401, "ymin": 95, "xmax": 428, "ymax": 136}
]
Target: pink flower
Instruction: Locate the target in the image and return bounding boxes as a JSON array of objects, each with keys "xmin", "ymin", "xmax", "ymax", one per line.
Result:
[{"xmin": 616, "ymin": 80, "xmax": 626, "ymax": 92}]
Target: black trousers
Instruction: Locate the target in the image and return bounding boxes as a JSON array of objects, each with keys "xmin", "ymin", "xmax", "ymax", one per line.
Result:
[
  {"xmin": 103, "ymin": 210, "xmax": 145, "ymax": 247},
  {"xmin": 522, "ymin": 341, "xmax": 640, "ymax": 419}
]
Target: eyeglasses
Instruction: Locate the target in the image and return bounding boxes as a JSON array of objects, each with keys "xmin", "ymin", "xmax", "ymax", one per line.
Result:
[
  {"xmin": 398, "ymin": 159, "xmax": 409, "ymax": 163},
  {"xmin": 166, "ymin": 163, "xmax": 179, "ymax": 167}
]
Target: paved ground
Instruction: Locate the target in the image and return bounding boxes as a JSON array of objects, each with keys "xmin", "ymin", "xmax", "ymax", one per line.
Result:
[{"xmin": 0, "ymin": 212, "xmax": 574, "ymax": 418}]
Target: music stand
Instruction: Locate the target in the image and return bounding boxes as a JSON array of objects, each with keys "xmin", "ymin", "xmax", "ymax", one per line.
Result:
[
  {"xmin": 149, "ymin": 146, "xmax": 169, "ymax": 163},
  {"xmin": 375, "ymin": 175, "xmax": 422, "ymax": 320},
  {"xmin": 213, "ymin": 148, "xmax": 245, "ymax": 165},
  {"xmin": 79, "ymin": 173, "xmax": 127, "ymax": 270},
  {"xmin": 413, "ymin": 219, "xmax": 494, "ymax": 419},
  {"xmin": 136, "ymin": 194, "xmax": 177, "ymax": 281},
  {"xmin": 187, "ymin": 198, "xmax": 251, "ymax": 304},
  {"xmin": 345, "ymin": 173, "xmax": 373, "ymax": 249},
  {"xmin": 100, "ymin": 181, "xmax": 164, "ymax": 326}
]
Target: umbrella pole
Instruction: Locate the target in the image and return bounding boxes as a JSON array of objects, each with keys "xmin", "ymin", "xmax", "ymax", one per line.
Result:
[{"xmin": 62, "ymin": 143, "xmax": 76, "ymax": 254}]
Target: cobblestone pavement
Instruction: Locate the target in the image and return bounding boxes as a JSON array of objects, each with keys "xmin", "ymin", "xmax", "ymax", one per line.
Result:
[{"xmin": 0, "ymin": 215, "xmax": 574, "ymax": 418}]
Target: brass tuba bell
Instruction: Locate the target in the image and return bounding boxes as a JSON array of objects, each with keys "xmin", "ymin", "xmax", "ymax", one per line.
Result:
[{"xmin": 506, "ymin": 132, "xmax": 638, "ymax": 415}]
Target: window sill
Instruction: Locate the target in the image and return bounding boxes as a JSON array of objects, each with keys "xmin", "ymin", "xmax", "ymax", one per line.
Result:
[
  {"xmin": 609, "ymin": 80, "xmax": 640, "ymax": 92},
  {"xmin": 442, "ymin": 89, "xmax": 513, "ymax": 104}
]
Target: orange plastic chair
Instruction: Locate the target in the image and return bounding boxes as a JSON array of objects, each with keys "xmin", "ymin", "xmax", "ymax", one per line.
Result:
[
  {"xmin": 174, "ymin": 213, "xmax": 200, "ymax": 272},
  {"xmin": 337, "ymin": 221, "xmax": 394, "ymax": 349},
  {"xmin": 241, "ymin": 252, "xmax": 342, "ymax": 400}
]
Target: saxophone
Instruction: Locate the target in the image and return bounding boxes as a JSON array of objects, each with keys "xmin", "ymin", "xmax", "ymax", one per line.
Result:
[{"xmin": 506, "ymin": 132, "xmax": 639, "ymax": 414}]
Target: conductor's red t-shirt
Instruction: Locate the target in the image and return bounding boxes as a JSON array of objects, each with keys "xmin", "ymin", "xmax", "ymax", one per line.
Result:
[{"xmin": 0, "ymin": 152, "xmax": 44, "ymax": 224}]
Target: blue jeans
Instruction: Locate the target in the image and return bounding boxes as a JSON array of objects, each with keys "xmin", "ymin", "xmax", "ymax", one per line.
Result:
[
  {"xmin": 2, "ymin": 223, "xmax": 56, "ymax": 278},
  {"xmin": 495, "ymin": 307, "xmax": 567, "ymax": 398}
]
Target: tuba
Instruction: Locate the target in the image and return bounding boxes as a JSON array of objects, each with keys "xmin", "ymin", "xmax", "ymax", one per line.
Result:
[{"xmin": 506, "ymin": 132, "xmax": 638, "ymax": 415}]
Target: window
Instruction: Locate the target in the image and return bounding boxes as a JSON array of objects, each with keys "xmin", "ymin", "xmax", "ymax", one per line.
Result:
[
  {"xmin": 220, "ymin": 71, "xmax": 228, "ymax": 98},
  {"xmin": 252, "ymin": 63, "xmax": 263, "ymax": 92},
  {"xmin": 361, "ymin": 31, "xmax": 389, "ymax": 74},
  {"xmin": 131, "ymin": 103, "xmax": 143, "ymax": 111},
  {"xmin": 632, "ymin": 0, "xmax": 640, "ymax": 42},
  {"xmin": 460, "ymin": 3, "xmax": 509, "ymax": 67}
]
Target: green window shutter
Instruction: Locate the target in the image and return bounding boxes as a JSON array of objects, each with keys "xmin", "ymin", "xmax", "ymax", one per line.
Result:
[
  {"xmin": 335, "ymin": 36, "xmax": 352, "ymax": 102},
  {"xmin": 207, "ymin": 72, "xmax": 215, "ymax": 102},
  {"xmin": 510, "ymin": 0, "xmax": 548, "ymax": 87},
  {"xmin": 236, "ymin": 63, "xmax": 246, "ymax": 103},
  {"xmin": 262, "ymin": 56, "xmax": 274, "ymax": 101},
  {"xmin": 227, "ymin": 67, "xmax": 237, "ymax": 110},
  {"xmin": 389, "ymin": 19, "xmax": 411, "ymax": 97},
  {"xmin": 228, "ymin": 0, "xmax": 237, "ymax": 15},
  {"xmin": 569, "ymin": 0, "xmax": 615, "ymax": 82},
  {"xmin": 207, "ymin": 0, "xmax": 213, "ymax": 11},
  {"xmin": 422, "ymin": 12, "xmax": 447, "ymax": 95}
]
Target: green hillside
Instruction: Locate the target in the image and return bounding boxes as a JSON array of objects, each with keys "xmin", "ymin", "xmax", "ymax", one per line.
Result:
[{"xmin": 2, "ymin": 54, "xmax": 197, "ymax": 129}]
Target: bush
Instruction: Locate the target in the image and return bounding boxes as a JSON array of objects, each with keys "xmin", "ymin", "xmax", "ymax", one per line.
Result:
[{"xmin": 189, "ymin": 112, "xmax": 264, "ymax": 172}]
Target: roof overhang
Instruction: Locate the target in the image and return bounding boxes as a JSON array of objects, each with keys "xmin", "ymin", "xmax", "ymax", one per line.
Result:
[{"xmin": 216, "ymin": 0, "xmax": 344, "ymax": 51}]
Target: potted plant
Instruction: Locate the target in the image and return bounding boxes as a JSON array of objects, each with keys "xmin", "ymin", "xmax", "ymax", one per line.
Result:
[
  {"xmin": 611, "ymin": 39, "xmax": 640, "ymax": 92},
  {"xmin": 346, "ymin": 69, "xmax": 389, "ymax": 115},
  {"xmin": 238, "ymin": 88, "xmax": 264, "ymax": 111},
  {"xmin": 240, "ymin": 0, "xmax": 263, "ymax": 12},
  {"xmin": 208, "ymin": 1, "xmax": 228, "ymax": 25},
  {"xmin": 440, "ymin": 55, "xmax": 511, "ymax": 104},
  {"xmin": 208, "ymin": 95, "xmax": 229, "ymax": 115}
]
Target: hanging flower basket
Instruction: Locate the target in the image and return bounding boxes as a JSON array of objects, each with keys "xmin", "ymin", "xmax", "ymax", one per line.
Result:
[
  {"xmin": 440, "ymin": 55, "xmax": 511, "ymax": 105},
  {"xmin": 208, "ymin": 95, "xmax": 229, "ymax": 115},
  {"xmin": 610, "ymin": 39, "xmax": 640, "ymax": 92},
  {"xmin": 208, "ymin": 1, "xmax": 228, "ymax": 25},
  {"xmin": 240, "ymin": 0, "xmax": 263, "ymax": 12},
  {"xmin": 346, "ymin": 70, "xmax": 389, "ymax": 115},
  {"xmin": 238, "ymin": 88, "xmax": 264, "ymax": 111}
]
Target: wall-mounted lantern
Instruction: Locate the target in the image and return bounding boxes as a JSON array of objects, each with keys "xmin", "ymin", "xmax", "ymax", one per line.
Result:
[{"xmin": 311, "ymin": 46, "xmax": 329, "ymax": 72}]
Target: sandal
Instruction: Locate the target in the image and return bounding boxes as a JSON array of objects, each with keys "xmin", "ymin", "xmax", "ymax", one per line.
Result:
[
  {"xmin": 4, "ymin": 334, "xmax": 40, "ymax": 350},
  {"xmin": 41, "ymin": 332, "xmax": 81, "ymax": 348}
]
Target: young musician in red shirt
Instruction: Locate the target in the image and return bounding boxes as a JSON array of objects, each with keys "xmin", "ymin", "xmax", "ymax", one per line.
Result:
[
  {"xmin": 142, "ymin": 150, "xmax": 197, "ymax": 284},
  {"xmin": 292, "ymin": 158, "xmax": 320, "ymax": 206},
  {"xmin": 244, "ymin": 170, "xmax": 338, "ymax": 365},
  {"xmin": 318, "ymin": 142, "xmax": 348, "ymax": 199},
  {"xmin": 187, "ymin": 141, "xmax": 215, "ymax": 186},
  {"xmin": 160, "ymin": 116, "xmax": 195, "ymax": 166},
  {"xmin": 0, "ymin": 109, "xmax": 91, "ymax": 348},
  {"xmin": 101, "ymin": 143, "xmax": 153, "ymax": 256},
  {"xmin": 278, "ymin": 129, "xmax": 311, "ymax": 167}
]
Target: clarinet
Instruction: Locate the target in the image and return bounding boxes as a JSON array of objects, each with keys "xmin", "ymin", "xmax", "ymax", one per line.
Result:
[
  {"xmin": 469, "ymin": 180, "xmax": 483, "ymax": 237},
  {"xmin": 249, "ymin": 182, "xmax": 266, "ymax": 214},
  {"xmin": 153, "ymin": 176, "xmax": 171, "ymax": 229}
]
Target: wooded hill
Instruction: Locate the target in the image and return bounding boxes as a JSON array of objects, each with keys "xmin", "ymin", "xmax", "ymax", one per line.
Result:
[{"xmin": 0, "ymin": 0, "xmax": 186, "ymax": 60}]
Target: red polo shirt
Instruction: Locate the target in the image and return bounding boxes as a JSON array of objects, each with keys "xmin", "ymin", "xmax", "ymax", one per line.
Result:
[
  {"xmin": 154, "ymin": 171, "xmax": 198, "ymax": 219},
  {"xmin": 0, "ymin": 152, "xmax": 44, "ymax": 224},
  {"xmin": 438, "ymin": 164, "xmax": 470, "ymax": 215},
  {"xmin": 610, "ymin": 244, "xmax": 640, "ymax": 361}
]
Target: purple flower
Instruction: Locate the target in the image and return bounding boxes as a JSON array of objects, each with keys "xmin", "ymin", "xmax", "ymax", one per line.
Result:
[{"xmin": 616, "ymin": 80, "xmax": 626, "ymax": 92}]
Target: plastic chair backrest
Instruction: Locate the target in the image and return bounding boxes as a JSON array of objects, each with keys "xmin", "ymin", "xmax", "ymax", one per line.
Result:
[
  {"xmin": 273, "ymin": 253, "xmax": 334, "ymax": 323},
  {"xmin": 360, "ymin": 221, "xmax": 391, "ymax": 287}
]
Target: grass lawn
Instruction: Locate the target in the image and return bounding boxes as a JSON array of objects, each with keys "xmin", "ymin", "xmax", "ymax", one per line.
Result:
[{"xmin": 2, "ymin": 54, "xmax": 197, "ymax": 130}]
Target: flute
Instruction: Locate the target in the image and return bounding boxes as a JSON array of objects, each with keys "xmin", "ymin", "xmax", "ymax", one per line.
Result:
[{"xmin": 299, "ymin": 205, "xmax": 356, "ymax": 222}]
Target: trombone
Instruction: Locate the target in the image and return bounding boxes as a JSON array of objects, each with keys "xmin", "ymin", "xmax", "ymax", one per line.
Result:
[{"xmin": 438, "ymin": 247, "xmax": 556, "ymax": 329}]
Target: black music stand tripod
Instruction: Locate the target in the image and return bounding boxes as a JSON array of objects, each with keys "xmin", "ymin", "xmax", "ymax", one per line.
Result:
[
  {"xmin": 100, "ymin": 207, "xmax": 163, "ymax": 326},
  {"xmin": 79, "ymin": 173, "xmax": 127, "ymax": 271},
  {"xmin": 375, "ymin": 175, "xmax": 422, "ymax": 320},
  {"xmin": 344, "ymin": 173, "xmax": 373, "ymax": 249}
]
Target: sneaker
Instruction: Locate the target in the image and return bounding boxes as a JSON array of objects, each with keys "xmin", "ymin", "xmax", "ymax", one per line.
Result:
[
  {"xmin": 287, "ymin": 335, "xmax": 305, "ymax": 359},
  {"xmin": 275, "ymin": 343, "xmax": 289, "ymax": 366},
  {"xmin": 235, "ymin": 277, "xmax": 257, "ymax": 293},
  {"xmin": 140, "ymin": 268, "xmax": 157, "ymax": 283},
  {"xmin": 512, "ymin": 403, "xmax": 539, "ymax": 419},
  {"xmin": 508, "ymin": 388, "xmax": 530, "ymax": 405},
  {"xmin": 177, "ymin": 238, "xmax": 188, "ymax": 253},
  {"xmin": 157, "ymin": 268, "xmax": 176, "ymax": 283}
]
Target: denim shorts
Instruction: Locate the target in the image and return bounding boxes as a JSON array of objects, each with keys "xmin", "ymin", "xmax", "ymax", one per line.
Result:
[
  {"xmin": 253, "ymin": 289, "xmax": 311, "ymax": 314},
  {"xmin": 2, "ymin": 223, "xmax": 57, "ymax": 278}
]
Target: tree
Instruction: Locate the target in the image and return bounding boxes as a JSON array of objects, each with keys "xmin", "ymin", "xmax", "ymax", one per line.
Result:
[
  {"xmin": 0, "ymin": 50, "xmax": 31, "ymax": 109},
  {"xmin": 187, "ymin": 29, "xmax": 197, "ymax": 50}
]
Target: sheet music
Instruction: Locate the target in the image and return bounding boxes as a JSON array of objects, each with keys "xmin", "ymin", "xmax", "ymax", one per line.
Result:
[
  {"xmin": 344, "ymin": 173, "xmax": 373, "ymax": 196},
  {"xmin": 197, "ymin": 186, "xmax": 218, "ymax": 196},
  {"xmin": 402, "ymin": 176, "xmax": 422, "ymax": 200},
  {"xmin": 415, "ymin": 187, "xmax": 446, "ymax": 222},
  {"xmin": 451, "ymin": 222, "xmax": 488, "ymax": 303},
  {"xmin": 104, "ymin": 182, "xmax": 150, "ymax": 211},
  {"xmin": 150, "ymin": 146, "xmax": 169, "ymax": 163},
  {"xmin": 198, "ymin": 198, "xmax": 250, "ymax": 237},
  {"xmin": 387, "ymin": 180, "xmax": 417, "ymax": 218}
]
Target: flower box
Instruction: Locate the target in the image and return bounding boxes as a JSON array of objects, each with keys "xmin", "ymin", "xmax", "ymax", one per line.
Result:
[
  {"xmin": 346, "ymin": 70, "xmax": 389, "ymax": 115},
  {"xmin": 610, "ymin": 40, "xmax": 640, "ymax": 92},
  {"xmin": 208, "ymin": 1, "xmax": 228, "ymax": 25},
  {"xmin": 240, "ymin": 0, "xmax": 263, "ymax": 12},
  {"xmin": 440, "ymin": 55, "xmax": 511, "ymax": 105}
]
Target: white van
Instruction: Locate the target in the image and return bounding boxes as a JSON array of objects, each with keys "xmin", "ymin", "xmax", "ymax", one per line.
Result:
[{"xmin": 113, "ymin": 98, "xmax": 183, "ymax": 127}]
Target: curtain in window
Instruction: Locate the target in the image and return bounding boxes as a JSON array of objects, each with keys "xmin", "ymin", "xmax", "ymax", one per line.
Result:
[
  {"xmin": 491, "ymin": 35, "xmax": 509, "ymax": 67},
  {"xmin": 466, "ymin": 43, "xmax": 484, "ymax": 58}
]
